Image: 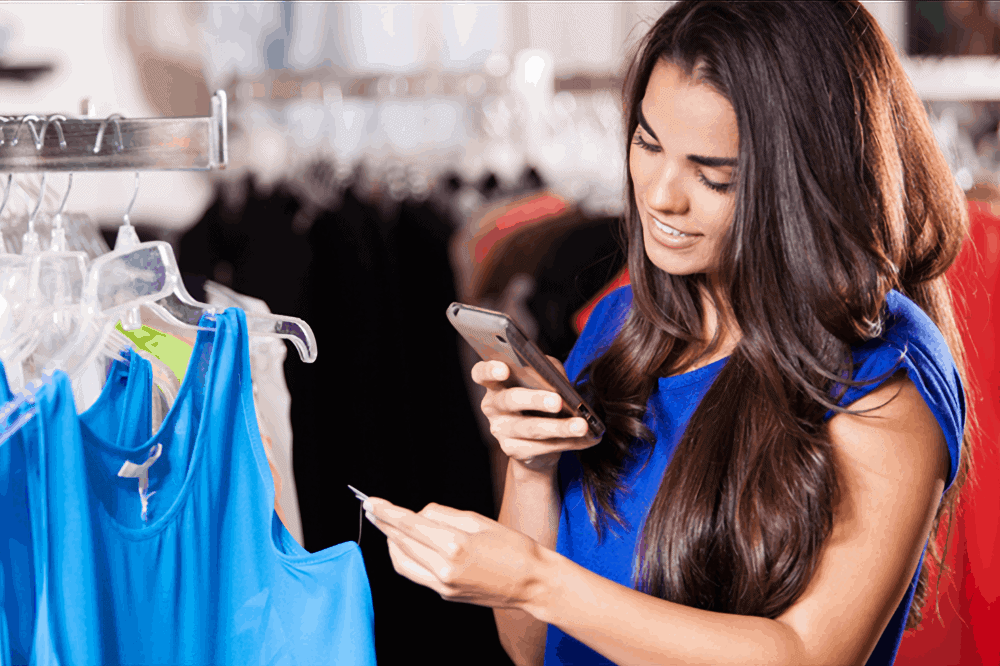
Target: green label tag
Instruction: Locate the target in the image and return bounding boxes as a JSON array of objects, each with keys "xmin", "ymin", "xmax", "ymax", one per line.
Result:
[{"xmin": 115, "ymin": 322, "xmax": 193, "ymax": 382}]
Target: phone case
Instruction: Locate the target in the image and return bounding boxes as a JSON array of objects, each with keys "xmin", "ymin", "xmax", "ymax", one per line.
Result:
[{"xmin": 447, "ymin": 302, "xmax": 606, "ymax": 439}]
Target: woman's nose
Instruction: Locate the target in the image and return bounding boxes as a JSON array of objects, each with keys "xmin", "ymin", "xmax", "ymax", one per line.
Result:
[{"xmin": 644, "ymin": 162, "xmax": 687, "ymax": 214}]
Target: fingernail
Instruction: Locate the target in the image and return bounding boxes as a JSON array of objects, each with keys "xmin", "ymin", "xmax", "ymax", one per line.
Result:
[
  {"xmin": 365, "ymin": 511, "xmax": 377, "ymax": 524},
  {"xmin": 571, "ymin": 419, "xmax": 586, "ymax": 434},
  {"xmin": 362, "ymin": 499, "xmax": 373, "ymax": 512},
  {"xmin": 544, "ymin": 395, "xmax": 559, "ymax": 410},
  {"xmin": 493, "ymin": 365, "xmax": 504, "ymax": 379}
]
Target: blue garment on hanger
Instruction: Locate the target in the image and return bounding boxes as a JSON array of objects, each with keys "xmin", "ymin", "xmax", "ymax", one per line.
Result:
[
  {"xmin": 0, "ymin": 351, "xmax": 155, "ymax": 666},
  {"xmin": 24, "ymin": 308, "xmax": 376, "ymax": 666}
]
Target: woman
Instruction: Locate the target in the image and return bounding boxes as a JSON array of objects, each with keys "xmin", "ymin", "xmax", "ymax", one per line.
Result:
[{"xmin": 363, "ymin": 2, "xmax": 973, "ymax": 664}]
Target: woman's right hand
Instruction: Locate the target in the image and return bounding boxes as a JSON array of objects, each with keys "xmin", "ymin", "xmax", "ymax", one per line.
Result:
[{"xmin": 472, "ymin": 358, "xmax": 602, "ymax": 475}]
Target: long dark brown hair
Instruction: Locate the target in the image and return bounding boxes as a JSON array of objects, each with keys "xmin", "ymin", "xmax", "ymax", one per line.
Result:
[{"xmin": 573, "ymin": 0, "xmax": 975, "ymax": 628}]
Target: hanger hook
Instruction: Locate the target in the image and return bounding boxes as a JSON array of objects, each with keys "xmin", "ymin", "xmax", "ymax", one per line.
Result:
[
  {"xmin": 123, "ymin": 171, "xmax": 140, "ymax": 227},
  {"xmin": 0, "ymin": 174, "xmax": 13, "ymax": 220},
  {"xmin": 28, "ymin": 172, "xmax": 47, "ymax": 234},
  {"xmin": 94, "ymin": 113, "xmax": 125, "ymax": 154},
  {"xmin": 40, "ymin": 115, "xmax": 67, "ymax": 151},
  {"xmin": 53, "ymin": 173, "xmax": 73, "ymax": 226},
  {"xmin": 47, "ymin": 116, "xmax": 73, "ymax": 231},
  {"xmin": 11, "ymin": 115, "xmax": 43, "ymax": 149}
]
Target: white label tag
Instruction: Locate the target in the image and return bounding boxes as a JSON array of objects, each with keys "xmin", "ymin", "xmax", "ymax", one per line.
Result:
[{"xmin": 117, "ymin": 443, "xmax": 163, "ymax": 522}]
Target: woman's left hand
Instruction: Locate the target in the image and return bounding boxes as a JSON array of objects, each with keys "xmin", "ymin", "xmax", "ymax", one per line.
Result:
[{"xmin": 363, "ymin": 497, "xmax": 545, "ymax": 610}]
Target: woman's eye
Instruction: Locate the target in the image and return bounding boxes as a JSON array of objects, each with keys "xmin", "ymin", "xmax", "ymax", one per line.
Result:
[
  {"xmin": 633, "ymin": 130, "xmax": 733, "ymax": 194},
  {"xmin": 632, "ymin": 133, "xmax": 661, "ymax": 153},
  {"xmin": 698, "ymin": 173, "xmax": 731, "ymax": 193}
]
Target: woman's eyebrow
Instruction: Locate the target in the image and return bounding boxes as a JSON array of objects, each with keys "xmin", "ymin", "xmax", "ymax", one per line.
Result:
[
  {"xmin": 637, "ymin": 105, "xmax": 738, "ymax": 168},
  {"xmin": 637, "ymin": 105, "xmax": 659, "ymax": 141},
  {"xmin": 688, "ymin": 154, "xmax": 737, "ymax": 168}
]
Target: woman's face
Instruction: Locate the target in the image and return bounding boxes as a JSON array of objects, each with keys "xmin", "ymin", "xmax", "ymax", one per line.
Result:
[{"xmin": 630, "ymin": 59, "xmax": 739, "ymax": 278}]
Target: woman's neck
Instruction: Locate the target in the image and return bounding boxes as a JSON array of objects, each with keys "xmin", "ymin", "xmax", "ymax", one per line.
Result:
[{"xmin": 664, "ymin": 281, "xmax": 739, "ymax": 377}]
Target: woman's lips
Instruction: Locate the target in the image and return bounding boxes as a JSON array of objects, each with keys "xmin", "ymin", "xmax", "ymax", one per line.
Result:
[{"xmin": 650, "ymin": 218, "xmax": 701, "ymax": 249}]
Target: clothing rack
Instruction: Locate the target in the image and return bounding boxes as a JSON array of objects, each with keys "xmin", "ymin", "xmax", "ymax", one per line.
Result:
[{"xmin": 0, "ymin": 90, "xmax": 228, "ymax": 172}]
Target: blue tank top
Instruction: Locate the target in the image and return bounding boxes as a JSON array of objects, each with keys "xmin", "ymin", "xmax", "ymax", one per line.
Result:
[
  {"xmin": 20, "ymin": 308, "xmax": 377, "ymax": 666},
  {"xmin": 545, "ymin": 287, "xmax": 964, "ymax": 666},
  {"xmin": 1, "ymin": 350, "xmax": 155, "ymax": 666}
]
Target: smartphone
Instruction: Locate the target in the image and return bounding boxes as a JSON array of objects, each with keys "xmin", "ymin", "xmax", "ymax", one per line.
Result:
[{"xmin": 447, "ymin": 302, "xmax": 605, "ymax": 439}]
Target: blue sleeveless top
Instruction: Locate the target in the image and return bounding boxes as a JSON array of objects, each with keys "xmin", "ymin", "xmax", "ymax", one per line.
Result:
[
  {"xmin": 545, "ymin": 287, "xmax": 964, "ymax": 666},
  {"xmin": 17, "ymin": 309, "xmax": 377, "ymax": 666},
  {"xmin": 1, "ymin": 350, "xmax": 154, "ymax": 666}
]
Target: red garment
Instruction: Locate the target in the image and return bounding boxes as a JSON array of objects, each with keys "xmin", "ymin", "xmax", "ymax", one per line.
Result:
[
  {"xmin": 574, "ymin": 201, "xmax": 999, "ymax": 663},
  {"xmin": 896, "ymin": 201, "xmax": 1000, "ymax": 665},
  {"xmin": 473, "ymin": 194, "xmax": 568, "ymax": 263},
  {"xmin": 572, "ymin": 266, "xmax": 630, "ymax": 335}
]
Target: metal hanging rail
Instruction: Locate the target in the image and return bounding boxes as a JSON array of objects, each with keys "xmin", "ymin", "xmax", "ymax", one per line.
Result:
[{"xmin": 0, "ymin": 90, "xmax": 228, "ymax": 172}]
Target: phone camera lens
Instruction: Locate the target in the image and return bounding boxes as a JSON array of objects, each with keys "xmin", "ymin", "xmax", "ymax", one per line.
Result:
[{"xmin": 495, "ymin": 335, "xmax": 507, "ymax": 344}]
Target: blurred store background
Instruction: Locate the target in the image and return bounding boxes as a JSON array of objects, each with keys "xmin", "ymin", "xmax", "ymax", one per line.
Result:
[{"xmin": 0, "ymin": 2, "xmax": 996, "ymax": 664}]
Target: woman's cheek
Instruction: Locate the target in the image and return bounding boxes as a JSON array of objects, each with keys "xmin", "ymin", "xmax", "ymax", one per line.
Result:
[{"xmin": 630, "ymin": 157, "xmax": 649, "ymax": 201}]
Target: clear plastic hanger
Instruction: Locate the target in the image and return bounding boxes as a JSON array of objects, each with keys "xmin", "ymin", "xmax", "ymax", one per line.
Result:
[
  {"xmin": 2, "ymin": 172, "xmax": 88, "ymax": 377},
  {"xmin": 104, "ymin": 166, "xmax": 317, "ymax": 361},
  {"xmin": 0, "ymin": 161, "xmax": 177, "ymax": 428},
  {"xmin": 0, "ymin": 237, "xmax": 181, "ymax": 444},
  {"xmin": 0, "ymin": 118, "xmax": 59, "ymax": 389},
  {"xmin": 13, "ymin": 168, "xmax": 179, "ymax": 418},
  {"xmin": 0, "ymin": 119, "xmax": 102, "ymax": 390},
  {"xmin": 0, "ymin": 175, "xmax": 33, "ymax": 390},
  {"xmin": 37, "ymin": 167, "xmax": 195, "ymax": 387},
  {"xmin": 0, "ymin": 110, "xmax": 317, "ymax": 443}
]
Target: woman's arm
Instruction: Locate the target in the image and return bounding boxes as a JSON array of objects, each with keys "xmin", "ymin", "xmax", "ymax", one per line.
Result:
[
  {"xmin": 479, "ymin": 356, "xmax": 585, "ymax": 665},
  {"xmin": 366, "ymin": 369, "xmax": 949, "ymax": 666},
  {"xmin": 494, "ymin": 461, "xmax": 561, "ymax": 665}
]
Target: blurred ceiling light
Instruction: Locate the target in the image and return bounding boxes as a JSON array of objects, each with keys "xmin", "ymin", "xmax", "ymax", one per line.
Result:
[
  {"xmin": 452, "ymin": 4, "xmax": 478, "ymax": 46},
  {"xmin": 378, "ymin": 5, "xmax": 397, "ymax": 38},
  {"xmin": 355, "ymin": 3, "xmax": 415, "ymax": 71},
  {"xmin": 524, "ymin": 55, "xmax": 545, "ymax": 86}
]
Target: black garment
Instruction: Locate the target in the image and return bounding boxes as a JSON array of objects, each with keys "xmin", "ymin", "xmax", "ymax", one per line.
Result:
[
  {"xmin": 178, "ymin": 175, "xmax": 312, "ymax": 319},
  {"xmin": 478, "ymin": 166, "xmax": 545, "ymax": 202},
  {"xmin": 179, "ymin": 181, "xmax": 509, "ymax": 665},
  {"xmin": 290, "ymin": 189, "xmax": 504, "ymax": 664}
]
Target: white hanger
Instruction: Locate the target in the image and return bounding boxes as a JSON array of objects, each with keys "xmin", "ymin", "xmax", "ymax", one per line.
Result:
[
  {"xmin": 104, "ymin": 169, "xmax": 317, "ymax": 361},
  {"xmin": 0, "ymin": 174, "xmax": 33, "ymax": 391},
  {"xmin": 0, "ymin": 119, "xmax": 318, "ymax": 444},
  {"xmin": 0, "ymin": 167, "xmax": 178, "ymax": 431},
  {"xmin": 0, "ymin": 231, "xmax": 184, "ymax": 444}
]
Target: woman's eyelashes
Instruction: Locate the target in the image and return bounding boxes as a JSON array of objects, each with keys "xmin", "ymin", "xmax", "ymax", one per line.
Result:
[
  {"xmin": 632, "ymin": 133, "xmax": 732, "ymax": 194},
  {"xmin": 698, "ymin": 173, "xmax": 731, "ymax": 193},
  {"xmin": 632, "ymin": 132, "xmax": 661, "ymax": 154},
  {"xmin": 632, "ymin": 132, "xmax": 660, "ymax": 153}
]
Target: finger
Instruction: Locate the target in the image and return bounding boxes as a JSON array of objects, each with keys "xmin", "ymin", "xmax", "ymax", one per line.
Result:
[
  {"xmin": 419, "ymin": 503, "xmax": 486, "ymax": 533},
  {"xmin": 495, "ymin": 387, "xmax": 563, "ymax": 414},
  {"xmin": 493, "ymin": 414, "xmax": 590, "ymax": 440},
  {"xmin": 471, "ymin": 360, "xmax": 509, "ymax": 386},
  {"xmin": 366, "ymin": 498, "xmax": 467, "ymax": 552},
  {"xmin": 382, "ymin": 524, "xmax": 453, "ymax": 581},
  {"xmin": 498, "ymin": 437, "xmax": 596, "ymax": 464},
  {"xmin": 387, "ymin": 541, "xmax": 470, "ymax": 604},
  {"xmin": 387, "ymin": 538, "xmax": 446, "ymax": 591}
]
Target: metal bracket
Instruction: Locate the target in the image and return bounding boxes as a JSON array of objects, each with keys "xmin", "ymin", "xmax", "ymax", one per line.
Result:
[{"xmin": 0, "ymin": 90, "xmax": 229, "ymax": 172}]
